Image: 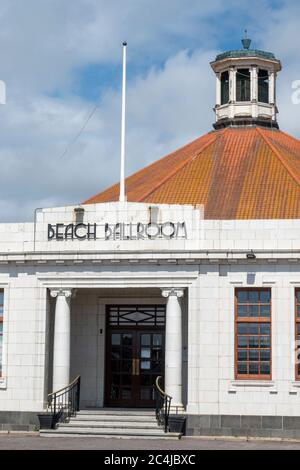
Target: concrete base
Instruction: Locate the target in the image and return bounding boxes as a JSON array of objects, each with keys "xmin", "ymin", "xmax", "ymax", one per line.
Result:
[
  {"xmin": 186, "ymin": 415, "xmax": 300, "ymax": 439},
  {"xmin": 0, "ymin": 411, "xmax": 40, "ymax": 432}
]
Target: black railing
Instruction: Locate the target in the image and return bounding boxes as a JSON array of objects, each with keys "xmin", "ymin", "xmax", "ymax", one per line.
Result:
[
  {"xmin": 153, "ymin": 376, "xmax": 172, "ymax": 433},
  {"xmin": 47, "ymin": 376, "xmax": 81, "ymax": 427}
]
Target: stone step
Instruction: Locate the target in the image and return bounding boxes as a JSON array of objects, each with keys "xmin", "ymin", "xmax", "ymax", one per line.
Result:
[
  {"xmin": 70, "ymin": 415, "xmax": 157, "ymax": 423},
  {"xmin": 62, "ymin": 420, "xmax": 160, "ymax": 429},
  {"xmin": 77, "ymin": 409, "xmax": 155, "ymax": 416},
  {"xmin": 40, "ymin": 428, "xmax": 181, "ymax": 439},
  {"xmin": 40, "ymin": 432, "xmax": 181, "ymax": 440}
]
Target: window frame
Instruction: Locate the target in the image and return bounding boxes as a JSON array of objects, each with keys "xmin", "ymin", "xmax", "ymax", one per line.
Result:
[
  {"xmin": 0, "ymin": 289, "xmax": 4, "ymax": 378},
  {"xmin": 236, "ymin": 68, "xmax": 251, "ymax": 102},
  {"xmin": 258, "ymin": 68, "xmax": 269, "ymax": 104},
  {"xmin": 221, "ymin": 70, "xmax": 229, "ymax": 105},
  {"xmin": 295, "ymin": 289, "xmax": 300, "ymax": 380},
  {"xmin": 234, "ymin": 287, "xmax": 272, "ymax": 380}
]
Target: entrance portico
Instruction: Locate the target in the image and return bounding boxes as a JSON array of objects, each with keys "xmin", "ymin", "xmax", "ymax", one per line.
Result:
[{"xmin": 47, "ymin": 284, "xmax": 190, "ymax": 410}]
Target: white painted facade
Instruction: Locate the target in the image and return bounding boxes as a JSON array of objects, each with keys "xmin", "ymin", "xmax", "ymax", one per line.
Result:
[{"xmin": 1, "ymin": 201, "xmax": 300, "ymax": 419}]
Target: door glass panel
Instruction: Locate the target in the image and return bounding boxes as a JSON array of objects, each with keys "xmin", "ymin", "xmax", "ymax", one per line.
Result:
[
  {"xmin": 153, "ymin": 334, "xmax": 162, "ymax": 346},
  {"xmin": 141, "ymin": 334, "xmax": 151, "ymax": 346},
  {"xmin": 141, "ymin": 360, "xmax": 151, "ymax": 370},
  {"xmin": 141, "ymin": 348, "xmax": 151, "ymax": 358},
  {"xmin": 112, "ymin": 334, "xmax": 121, "ymax": 345}
]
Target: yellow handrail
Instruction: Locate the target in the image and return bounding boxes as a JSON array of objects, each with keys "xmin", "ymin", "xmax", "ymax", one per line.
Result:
[
  {"xmin": 155, "ymin": 376, "xmax": 172, "ymax": 399},
  {"xmin": 48, "ymin": 375, "xmax": 80, "ymax": 399}
]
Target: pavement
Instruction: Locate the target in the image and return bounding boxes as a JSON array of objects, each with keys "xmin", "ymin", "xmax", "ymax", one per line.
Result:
[{"xmin": 0, "ymin": 435, "xmax": 300, "ymax": 450}]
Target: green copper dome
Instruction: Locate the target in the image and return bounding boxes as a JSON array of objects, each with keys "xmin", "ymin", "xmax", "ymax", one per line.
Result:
[
  {"xmin": 215, "ymin": 32, "xmax": 280, "ymax": 64},
  {"xmin": 215, "ymin": 49, "xmax": 278, "ymax": 62}
]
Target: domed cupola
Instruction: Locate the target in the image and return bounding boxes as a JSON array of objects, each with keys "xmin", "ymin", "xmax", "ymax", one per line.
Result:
[{"xmin": 210, "ymin": 31, "xmax": 282, "ymax": 129}]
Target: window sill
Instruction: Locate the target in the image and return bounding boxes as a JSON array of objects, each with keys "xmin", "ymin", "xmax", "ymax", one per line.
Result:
[
  {"xmin": 230, "ymin": 380, "xmax": 275, "ymax": 388},
  {"xmin": 0, "ymin": 377, "xmax": 7, "ymax": 389}
]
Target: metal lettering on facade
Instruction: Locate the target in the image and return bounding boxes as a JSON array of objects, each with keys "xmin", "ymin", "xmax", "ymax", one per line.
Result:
[{"xmin": 47, "ymin": 222, "xmax": 187, "ymax": 241}]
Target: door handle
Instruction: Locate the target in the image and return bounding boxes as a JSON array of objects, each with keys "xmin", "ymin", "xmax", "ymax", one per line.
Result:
[{"xmin": 132, "ymin": 358, "xmax": 140, "ymax": 376}]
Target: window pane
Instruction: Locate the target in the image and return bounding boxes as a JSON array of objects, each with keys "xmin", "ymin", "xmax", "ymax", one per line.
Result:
[
  {"xmin": 122, "ymin": 334, "xmax": 132, "ymax": 346},
  {"xmin": 249, "ymin": 323, "xmax": 259, "ymax": 334},
  {"xmin": 153, "ymin": 334, "xmax": 162, "ymax": 346},
  {"xmin": 249, "ymin": 291, "xmax": 259, "ymax": 303},
  {"xmin": 236, "ymin": 69, "xmax": 250, "ymax": 101},
  {"xmin": 258, "ymin": 69, "xmax": 269, "ymax": 104},
  {"xmin": 260, "ymin": 336, "xmax": 270, "ymax": 348},
  {"xmin": 297, "ymin": 291, "xmax": 300, "ymax": 303},
  {"xmin": 238, "ymin": 350, "xmax": 247, "ymax": 361},
  {"xmin": 297, "ymin": 305, "xmax": 300, "ymax": 318},
  {"xmin": 237, "ymin": 362, "xmax": 247, "ymax": 374},
  {"xmin": 249, "ymin": 363, "xmax": 259, "ymax": 374},
  {"xmin": 260, "ymin": 290, "xmax": 271, "ymax": 303},
  {"xmin": 111, "ymin": 334, "xmax": 121, "ymax": 345},
  {"xmin": 260, "ymin": 363, "xmax": 270, "ymax": 375},
  {"xmin": 260, "ymin": 305, "xmax": 271, "ymax": 317},
  {"xmin": 221, "ymin": 71, "xmax": 229, "ymax": 105},
  {"xmin": 260, "ymin": 349, "xmax": 270, "ymax": 361},
  {"xmin": 249, "ymin": 336, "xmax": 259, "ymax": 347},
  {"xmin": 238, "ymin": 336, "xmax": 248, "ymax": 347},
  {"xmin": 260, "ymin": 323, "xmax": 270, "ymax": 335},
  {"xmin": 238, "ymin": 323, "xmax": 248, "ymax": 334},
  {"xmin": 237, "ymin": 291, "xmax": 248, "ymax": 303},
  {"xmin": 249, "ymin": 349, "xmax": 259, "ymax": 361},
  {"xmin": 237, "ymin": 305, "xmax": 248, "ymax": 317},
  {"xmin": 249, "ymin": 305, "xmax": 259, "ymax": 317},
  {"xmin": 141, "ymin": 334, "xmax": 151, "ymax": 346}
]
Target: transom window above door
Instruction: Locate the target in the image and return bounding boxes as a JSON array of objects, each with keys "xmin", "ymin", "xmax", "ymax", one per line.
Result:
[{"xmin": 108, "ymin": 305, "xmax": 166, "ymax": 327}]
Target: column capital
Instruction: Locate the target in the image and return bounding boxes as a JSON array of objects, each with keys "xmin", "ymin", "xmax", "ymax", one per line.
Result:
[
  {"xmin": 161, "ymin": 288, "xmax": 184, "ymax": 299},
  {"xmin": 50, "ymin": 288, "xmax": 73, "ymax": 299}
]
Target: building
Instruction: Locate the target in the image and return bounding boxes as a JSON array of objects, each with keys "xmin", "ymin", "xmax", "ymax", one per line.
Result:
[{"xmin": 1, "ymin": 36, "xmax": 300, "ymax": 438}]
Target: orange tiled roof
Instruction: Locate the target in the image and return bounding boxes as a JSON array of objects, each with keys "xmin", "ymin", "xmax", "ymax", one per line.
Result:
[{"xmin": 83, "ymin": 127, "xmax": 300, "ymax": 219}]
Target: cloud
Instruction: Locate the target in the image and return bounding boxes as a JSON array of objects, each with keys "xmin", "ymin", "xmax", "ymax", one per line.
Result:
[{"xmin": 0, "ymin": 0, "xmax": 299, "ymax": 222}]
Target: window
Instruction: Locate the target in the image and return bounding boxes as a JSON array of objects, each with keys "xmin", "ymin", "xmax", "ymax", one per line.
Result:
[
  {"xmin": 236, "ymin": 68, "xmax": 250, "ymax": 101},
  {"xmin": 107, "ymin": 305, "xmax": 166, "ymax": 326},
  {"xmin": 221, "ymin": 71, "xmax": 229, "ymax": 105},
  {"xmin": 258, "ymin": 69, "xmax": 269, "ymax": 103},
  {"xmin": 235, "ymin": 288, "xmax": 271, "ymax": 379},
  {"xmin": 0, "ymin": 291, "xmax": 3, "ymax": 376},
  {"xmin": 295, "ymin": 290, "xmax": 300, "ymax": 379}
]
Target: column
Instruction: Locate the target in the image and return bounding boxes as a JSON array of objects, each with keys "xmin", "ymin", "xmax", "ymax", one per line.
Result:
[
  {"xmin": 229, "ymin": 67, "xmax": 236, "ymax": 119},
  {"xmin": 215, "ymin": 72, "xmax": 221, "ymax": 107},
  {"xmin": 50, "ymin": 289, "xmax": 72, "ymax": 392},
  {"xmin": 251, "ymin": 65, "xmax": 258, "ymax": 118},
  {"xmin": 162, "ymin": 288, "xmax": 184, "ymax": 412},
  {"xmin": 269, "ymin": 70, "xmax": 275, "ymax": 104},
  {"xmin": 251, "ymin": 65, "xmax": 258, "ymax": 101}
]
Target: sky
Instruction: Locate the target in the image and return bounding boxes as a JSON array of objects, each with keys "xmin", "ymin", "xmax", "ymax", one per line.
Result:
[{"xmin": 0, "ymin": 0, "xmax": 300, "ymax": 221}]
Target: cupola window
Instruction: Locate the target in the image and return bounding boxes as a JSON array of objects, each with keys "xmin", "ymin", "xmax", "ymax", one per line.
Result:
[
  {"xmin": 258, "ymin": 69, "xmax": 269, "ymax": 103},
  {"xmin": 236, "ymin": 68, "xmax": 250, "ymax": 101},
  {"xmin": 221, "ymin": 71, "xmax": 229, "ymax": 105}
]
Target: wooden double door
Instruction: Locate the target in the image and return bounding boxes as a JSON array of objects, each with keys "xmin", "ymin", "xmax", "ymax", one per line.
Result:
[{"xmin": 105, "ymin": 328, "xmax": 165, "ymax": 407}]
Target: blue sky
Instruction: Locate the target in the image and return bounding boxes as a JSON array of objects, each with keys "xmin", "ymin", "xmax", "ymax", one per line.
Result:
[{"xmin": 0, "ymin": 0, "xmax": 299, "ymax": 221}]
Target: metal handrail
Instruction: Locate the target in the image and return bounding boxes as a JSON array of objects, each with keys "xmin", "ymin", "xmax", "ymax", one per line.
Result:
[
  {"xmin": 47, "ymin": 375, "xmax": 81, "ymax": 428},
  {"xmin": 153, "ymin": 376, "xmax": 172, "ymax": 433}
]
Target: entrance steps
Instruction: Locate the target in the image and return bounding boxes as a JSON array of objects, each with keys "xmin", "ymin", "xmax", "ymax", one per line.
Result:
[{"xmin": 40, "ymin": 409, "xmax": 182, "ymax": 439}]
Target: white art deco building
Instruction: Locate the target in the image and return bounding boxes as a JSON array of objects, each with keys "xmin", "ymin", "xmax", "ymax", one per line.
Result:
[{"xmin": 1, "ymin": 36, "xmax": 300, "ymax": 438}]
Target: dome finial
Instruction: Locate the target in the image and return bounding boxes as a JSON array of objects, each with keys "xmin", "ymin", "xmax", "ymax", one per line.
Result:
[{"xmin": 241, "ymin": 29, "xmax": 251, "ymax": 50}]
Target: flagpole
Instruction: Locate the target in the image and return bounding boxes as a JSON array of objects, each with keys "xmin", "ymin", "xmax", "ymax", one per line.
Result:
[{"xmin": 119, "ymin": 41, "xmax": 127, "ymax": 203}]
